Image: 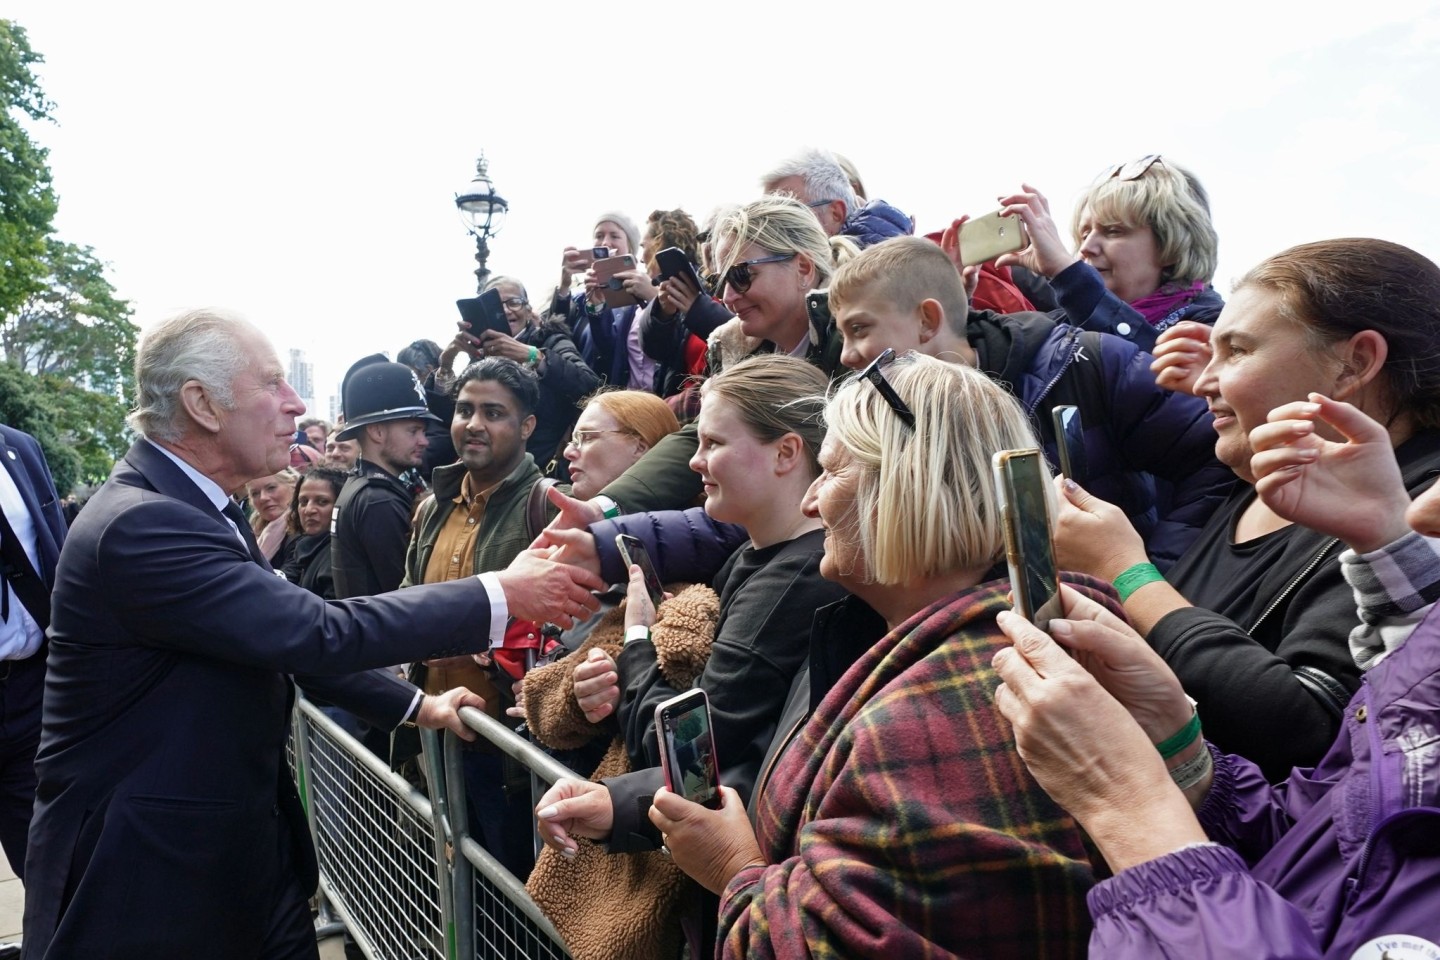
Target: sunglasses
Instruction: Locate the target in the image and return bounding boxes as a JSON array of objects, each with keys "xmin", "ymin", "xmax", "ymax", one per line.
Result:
[
  {"xmin": 722, "ymin": 253, "xmax": 796, "ymax": 295},
  {"xmin": 1105, "ymin": 154, "xmax": 1165, "ymax": 182},
  {"xmin": 859, "ymin": 348, "xmax": 915, "ymax": 429}
]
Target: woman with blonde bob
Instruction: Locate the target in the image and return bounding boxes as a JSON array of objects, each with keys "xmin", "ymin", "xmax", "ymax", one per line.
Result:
[
  {"xmin": 623, "ymin": 354, "xmax": 1098, "ymax": 956},
  {"xmin": 999, "ymin": 154, "xmax": 1223, "ymax": 352}
]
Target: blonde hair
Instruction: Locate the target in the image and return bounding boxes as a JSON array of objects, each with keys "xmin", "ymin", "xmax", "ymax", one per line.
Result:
[
  {"xmin": 700, "ymin": 354, "xmax": 828, "ymax": 475},
  {"xmin": 711, "ymin": 195, "xmax": 857, "ymax": 291},
  {"xmin": 1072, "ymin": 158, "xmax": 1218, "ymax": 288},
  {"xmin": 829, "ymin": 236, "xmax": 970, "ymax": 334},
  {"xmin": 825, "ymin": 354, "xmax": 1038, "ymax": 585}
]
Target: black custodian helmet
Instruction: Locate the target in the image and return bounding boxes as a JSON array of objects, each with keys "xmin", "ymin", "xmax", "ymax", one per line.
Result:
[{"xmin": 334, "ymin": 353, "xmax": 441, "ymax": 441}]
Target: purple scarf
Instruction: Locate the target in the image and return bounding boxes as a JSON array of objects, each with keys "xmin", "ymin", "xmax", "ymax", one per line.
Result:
[{"xmin": 1130, "ymin": 280, "xmax": 1207, "ymax": 327}]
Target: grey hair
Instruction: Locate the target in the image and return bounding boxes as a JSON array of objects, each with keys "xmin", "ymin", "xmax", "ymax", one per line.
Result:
[
  {"xmin": 760, "ymin": 147, "xmax": 860, "ymax": 221},
  {"xmin": 128, "ymin": 307, "xmax": 254, "ymax": 442},
  {"xmin": 483, "ymin": 275, "xmax": 530, "ymax": 303}
]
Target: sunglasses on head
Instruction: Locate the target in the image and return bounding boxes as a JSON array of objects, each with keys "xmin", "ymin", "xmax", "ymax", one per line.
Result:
[
  {"xmin": 1106, "ymin": 154, "xmax": 1165, "ymax": 182},
  {"xmin": 722, "ymin": 253, "xmax": 796, "ymax": 295},
  {"xmin": 859, "ymin": 348, "xmax": 916, "ymax": 430}
]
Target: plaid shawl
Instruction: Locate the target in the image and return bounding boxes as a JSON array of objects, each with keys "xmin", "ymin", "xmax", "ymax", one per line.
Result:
[{"xmin": 717, "ymin": 578, "xmax": 1099, "ymax": 959}]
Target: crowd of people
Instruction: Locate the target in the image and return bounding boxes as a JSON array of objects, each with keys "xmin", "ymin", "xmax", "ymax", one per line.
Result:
[{"xmin": 5, "ymin": 146, "xmax": 1439, "ymax": 959}]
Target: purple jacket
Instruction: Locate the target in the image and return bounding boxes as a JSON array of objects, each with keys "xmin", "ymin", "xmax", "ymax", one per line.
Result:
[{"xmin": 1089, "ymin": 602, "xmax": 1440, "ymax": 957}]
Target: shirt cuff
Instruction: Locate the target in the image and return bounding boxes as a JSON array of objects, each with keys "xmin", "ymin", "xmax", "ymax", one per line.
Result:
[
  {"xmin": 400, "ymin": 690, "xmax": 424, "ymax": 727},
  {"xmin": 1340, "ymin": 531, "xmax": 1440, "ymax": 619},
  {"xmin": 476, "ymin": 572, "xmax": 510, "ymax": 648}
]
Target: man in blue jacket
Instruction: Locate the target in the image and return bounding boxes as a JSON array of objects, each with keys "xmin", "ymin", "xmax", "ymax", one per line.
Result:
[
  {"xmin": 0, "ymin": 423, "xmax": 65, "ymax": 886},
  {"xmin": 827, "ymin": 236, "xmax": 1234, "ymax": 569},
  {"xmin": 761, "ymin": 147, "xmax": 913, "ymax": 248},
  {"xmin": 21, "ymin": 307, "xmax": 603, "ymax": 959}
]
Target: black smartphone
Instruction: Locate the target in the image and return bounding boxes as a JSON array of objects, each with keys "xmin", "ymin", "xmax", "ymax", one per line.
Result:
[
  {"xmin": 1050, "ymin": 405, "xmax": 1087, "ymax": 485},
  {"xmin": 654, "ymin": 689, "xmax": 721, "ymax": 809},
  {"xmin": 806, "ymin": 289, "xmax": 832, "ymax": 329},
  {"xmin": 454, "ymin": 289, "xmax": 510, "ymax": 337},
  {"xmin": 655, "ymin": 246, "xmax": 706, "ymax": 295},
  {"xmin": 616, "ymin": 534, "xmax": 665, "ymax": 609},
  {"xmin": 992, "ymin": 449, "xmax": 1062, "ymax": 630}
]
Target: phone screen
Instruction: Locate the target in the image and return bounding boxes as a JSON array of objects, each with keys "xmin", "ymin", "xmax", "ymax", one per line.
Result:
[
  {"xmin": 1051, "ymin": 405, "xmax": 1087, "ymax": 485},
  {"xmin": 997, "ymin": 450, "xmax": 1062, "ymax": 629},
  {"xmin": 616, "ymin": 535, "xmax": 665, "ymax": 609},
  {"xmin": 656, "ymin": 691, "xmax": 720, "ymax": 809}
]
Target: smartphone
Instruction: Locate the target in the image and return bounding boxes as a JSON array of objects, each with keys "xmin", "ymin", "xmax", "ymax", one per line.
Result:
[
  {"xmin": 805, "ymin": 289, "xmax": 832, "ymax": 329},
  {"xmin": 1050, "ymin": 405, "xmax": 1087, "ymax": 485},
  {"xmin": 992, "ymin": 449, "xmax": 1063, "ymax": 630},
  {"xmin": 654, "ymin": 689, "xmax": 721, "ymax": 809},
  {"xmin": 454, "ymin": 289, "xmax": 510, "ymax": 337},
  {"xmin": 655, "ymin": 246, "xmax": 706, "ymax": 295},
  {"xmin": 959, "ymin": 211, "xmax": 1027, "ymax": 266},
  {"xmin": 592, "ymin": 246, "xmax": 611, "ymax": 260},
  {"xmin": 593, "ymin": 254, "xmax": 640, "ymax": 309},
  {"xmin": 615, "ymin": 534, "xmax": 665, "ymax": 609}
]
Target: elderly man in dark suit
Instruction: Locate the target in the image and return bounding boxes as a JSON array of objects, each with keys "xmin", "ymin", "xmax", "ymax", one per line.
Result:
[
  {"xmin": 0, "ymin": 424, "xmax": 66, "ymax": 886},
  {"xmin": 21, "ymin": 308, "xmax": 604, "ymax": 960}
]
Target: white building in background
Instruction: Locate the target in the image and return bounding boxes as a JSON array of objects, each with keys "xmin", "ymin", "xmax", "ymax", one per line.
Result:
[{"xmin": 287, "ymin": 348, "xmax": 316, "ymax": 414}]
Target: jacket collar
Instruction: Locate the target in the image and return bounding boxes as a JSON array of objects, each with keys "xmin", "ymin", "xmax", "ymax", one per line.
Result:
[{"xmin": 429, "ymin": 453, "xmax": 541, "ymax": 503}]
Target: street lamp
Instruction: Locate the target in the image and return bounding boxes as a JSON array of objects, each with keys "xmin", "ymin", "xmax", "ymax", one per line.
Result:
[{"xmin": 454, "ymin": 153, "xmax": 508, "ymax": 293}]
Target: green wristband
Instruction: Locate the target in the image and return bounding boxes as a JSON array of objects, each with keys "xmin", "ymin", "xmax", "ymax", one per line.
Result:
[
  {"xmin": 1155, "ymin": 709, "xmax": 1202, "ymax": 760},
  {"xmin": 1113, "ymin": 562, "xmax": 1165, "ymax": 603},
  {"xmin": 593, "ymin": 495, "xmax": 621, "ymax": 519},
  {"xmin": 526, "ymin": 345, "xmax": 539, "ymax": 366}
]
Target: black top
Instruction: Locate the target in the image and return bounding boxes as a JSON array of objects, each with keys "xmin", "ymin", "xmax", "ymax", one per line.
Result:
[{"xmin": 330, "ymin": 459, "xmax": 413, "ymax": 599}]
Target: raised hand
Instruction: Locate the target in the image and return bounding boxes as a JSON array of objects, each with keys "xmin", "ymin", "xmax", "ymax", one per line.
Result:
[
  {"xmin": 994, "ymin": 184, "xmax": 1079, "ymax": 278},
  {"xmin": 1150, "ymin": 321, "xmax": 1213, "ymax": 396}
]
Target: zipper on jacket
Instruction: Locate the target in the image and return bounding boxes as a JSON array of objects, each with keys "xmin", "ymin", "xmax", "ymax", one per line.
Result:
[
  {"xmin": 1246, "ymin": 537, "xmax": 1340, "ymax": 636},
  {"xmin": 1024, "ymin": 328, "xmax": 1083, "ymax": 419}
]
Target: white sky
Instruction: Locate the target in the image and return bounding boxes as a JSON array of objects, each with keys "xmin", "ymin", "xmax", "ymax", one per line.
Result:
[{"xmin": 9, "ymin": 0, "xmax": 1440, "ymax": 416}]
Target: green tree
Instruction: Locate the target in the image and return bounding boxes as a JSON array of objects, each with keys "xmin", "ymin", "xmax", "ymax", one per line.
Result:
[
  {"xmin": 0, "ymin": 20, "xmax": 58, "ymax": 319},
  {"xmin": 0, "ymin": 361, "xmax": 82, "ymax": 495}
]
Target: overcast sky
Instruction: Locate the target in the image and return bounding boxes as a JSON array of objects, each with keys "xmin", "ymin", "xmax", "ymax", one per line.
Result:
[{"xmin": 9, "ymin": 0, "xmax": 1440, "ymax": 416}]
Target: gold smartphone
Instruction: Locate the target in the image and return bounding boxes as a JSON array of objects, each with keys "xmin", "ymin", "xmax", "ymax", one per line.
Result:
[{"xmin": 959, "ymin": 211, "xmax": 1027, "ymax": 266}]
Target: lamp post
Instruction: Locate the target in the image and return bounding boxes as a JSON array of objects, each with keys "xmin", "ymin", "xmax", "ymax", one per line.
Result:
[{"xmin": 454, "ymin": 153, "xmax": 508, "ymax": 293}]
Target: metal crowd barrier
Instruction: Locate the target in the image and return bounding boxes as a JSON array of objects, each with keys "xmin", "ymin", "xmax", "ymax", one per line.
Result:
[{"xmin": 288, "ymin": 697, "xmax": 575, "ymax": 960}]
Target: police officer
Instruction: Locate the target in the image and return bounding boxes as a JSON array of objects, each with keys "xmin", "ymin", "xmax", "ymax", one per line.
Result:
[{"xmin": 331, "ymin": 354, "xmax": 442, "ymax": 599}]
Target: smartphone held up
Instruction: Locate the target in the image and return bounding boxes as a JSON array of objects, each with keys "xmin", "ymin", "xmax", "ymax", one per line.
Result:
[
  {"xmin": 654, "ymin": 689, "xmax": 721, "ymax": 809},
  {"xmin": 992, "ymin": 448, "xmax": 1063, "ymax": 631}
]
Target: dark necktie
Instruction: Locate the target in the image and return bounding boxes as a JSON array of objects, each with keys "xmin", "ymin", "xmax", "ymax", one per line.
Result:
[{"xmin": 220, "ymin": 500, "xmax": 272, "ymax": 569}]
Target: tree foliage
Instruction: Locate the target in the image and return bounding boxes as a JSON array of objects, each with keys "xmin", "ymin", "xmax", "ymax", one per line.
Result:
[{"xmin": 0, "ymin": 19, "xmax": 137, "ymax": 494}]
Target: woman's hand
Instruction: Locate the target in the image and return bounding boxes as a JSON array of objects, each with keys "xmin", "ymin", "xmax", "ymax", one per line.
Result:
[
  {"xmin": 1040, "ymin": 587, "xmax": 1192, "ymax": 742},
  {"xmin": 439, "ymin": 330, "xmax": 479, "ymax": 379},
  {"xmin": 614, "ymin": 268, "xmax": 658, "ymax": 304},
  {"xmin": 1051, "ymin": 478, "xmax": 1149, "ymax": 582},
  {"xmin": 535, "ymin": 778, "xmax": 614, "ymax": 855},
  {"xmin": 560, "ymin": 246, "xmax": 591, "ymax": 289},
  {"xmin": 995, "ymin": 184, "xmax": 1080, "ymax": 278},
  {"xmin": 476, "ymin": 328, "xmax": 530, "ymax": 364},
  {"xmin": 572, "ymin": 647, "xmax": 620, "ymax": 723},
  {"xmin": 623, "ymin": 563, "xmax": 663, "ymax": 631},
  {"xmin": 505, "ymin": 677, "xmax": 526, "ymax": 720},
  {"xmin": 657, "ymin": 274, "xmax": 701, "ymax": 318},
  {"xmin": 649, "ymin": 786, "xmax": 764, "ymax": 895},
  {"xmin": 992, "ymin": 611, "xmax": 1206, "ymax": 871},
  {"xmin": 583, "ymin": 269, "xmax": 606, "ymax": 307},
  {"xmin": 1250, "ymin": 394, "xmax": 1411, "ymax": 553},
  {"xmin": 1150, "ymin": 321, "xmax": 1213, "ymax": 396}
]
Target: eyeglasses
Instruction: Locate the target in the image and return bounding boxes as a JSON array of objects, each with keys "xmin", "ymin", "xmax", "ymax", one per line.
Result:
[
  {"xmin": 1105, "ymin": 154, "xmax": 1165, "ymax": 182},
  {"xmin": 501, "ymin": 297, "xmax": 529, "ymax": 309},
  {"xmin": 566, "ymin": 429, "xmax": 631, "ymax": 451},
  {"xmin": 858, "ymin": 348, "xmax": 915, "ymax": 430},
  {"xmin": 722, "ymin": 253, "xmax": 796, "ymax": 295},
  {"xmin": 805, "ymin": 198, "xmax": 838, "ymax": 209}
]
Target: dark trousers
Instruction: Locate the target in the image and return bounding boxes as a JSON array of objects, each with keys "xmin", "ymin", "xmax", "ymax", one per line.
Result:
[{"xmin": 0, "ymin": 650, "xmax": 44, "ymax": 880}]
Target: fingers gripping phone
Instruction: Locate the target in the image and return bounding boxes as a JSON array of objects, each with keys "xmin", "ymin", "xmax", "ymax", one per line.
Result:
[
  {"xmin": 616, "ymin": 534, "xmax": 665, "ymax": 609},
  {"xmin": 655, "ymin": 246, "xmax": 706, "ymax": 296},
  {"xmin": 654, "ymin": 689, "xmax": 721, "ymax": 809},
  {"xmin": 992, "ymin": 449, "xmax": 1063, "ymax": 631},
  {"xmin": 592, "ymin": 254, "xmax": 640, "ymax": 309},
  {"xmin": 1050, "ymin": 405, "xmax": 1087, "ymax": 486},
  {"xmin": 455, "ymin": 289, "xmax": 510, "ymax": 337},
  {"xmin": 959, "ymin": 211, "xmax": 1027, "ymax": 266}
]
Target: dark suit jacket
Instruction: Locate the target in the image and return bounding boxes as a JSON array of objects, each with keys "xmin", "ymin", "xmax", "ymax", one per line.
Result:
[
  {"xmin": 0, "ymin": 424, "xmax": 65, "ymax": 595},
  {"xmin": 24, "ymin": 440, "xmax": 501, "ymax": 958}
]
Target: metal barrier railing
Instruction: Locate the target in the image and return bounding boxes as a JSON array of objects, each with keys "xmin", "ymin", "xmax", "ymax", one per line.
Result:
[{"xmin": 289, "ymin": 697, "xmax": 575, "ymax": 960}]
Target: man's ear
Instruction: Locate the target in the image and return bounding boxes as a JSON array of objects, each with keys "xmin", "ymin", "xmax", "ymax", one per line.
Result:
[
  {"xmin": 1332, "ymin": 330, "xmax": 1389, "ymax": 402},
  {"xmin": 824, "ymin": 200, "xmax": 848, "ymax": 235},
  {"xmin": 520, "ymin": 414, "xmax": 536, "ymax": 443},
  {"xmin": 364, "ymin": 423, "xmax": 388, "ymax": 447},
  {"xmin": 180, "ymin": 379, "xmax": 223, "ymax": 434},
  {"xmin": 917, "ymin": 299, "xmax": 946, "ymax": 344}
]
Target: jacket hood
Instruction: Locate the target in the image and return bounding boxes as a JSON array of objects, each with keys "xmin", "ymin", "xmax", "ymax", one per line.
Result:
[{"xmin": 966, "ymin": 309, "xmax": 1060, "ymax": 387}]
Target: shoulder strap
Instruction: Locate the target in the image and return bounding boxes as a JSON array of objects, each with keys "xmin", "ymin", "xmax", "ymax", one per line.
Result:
[{"xmin": 526, "ymin": 478, "xmax": 559, "ymax": 542}]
